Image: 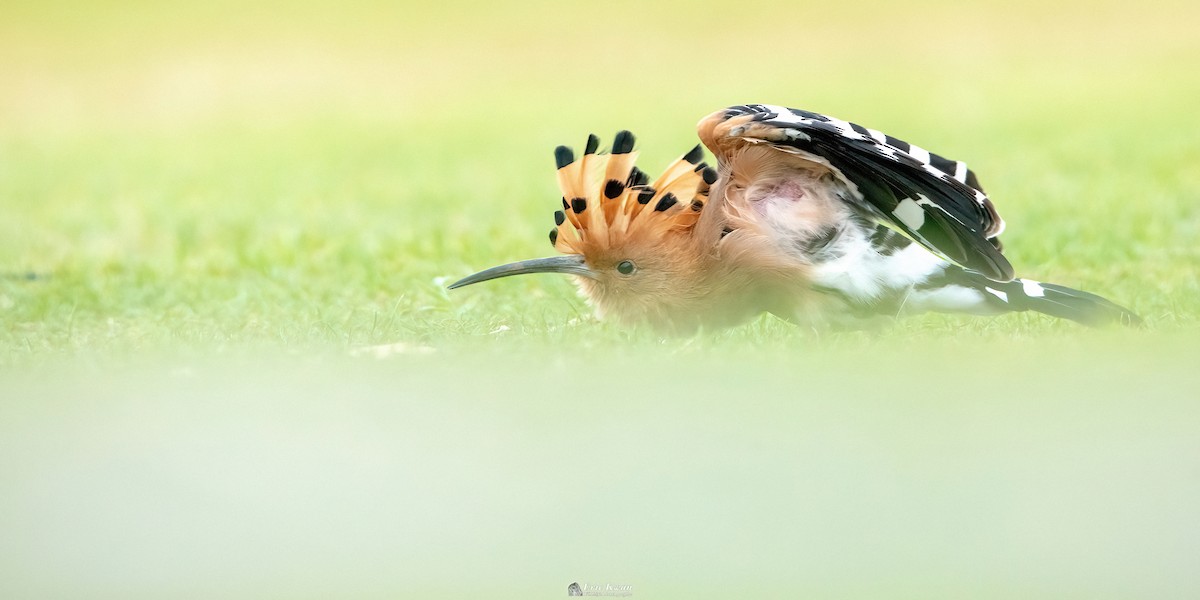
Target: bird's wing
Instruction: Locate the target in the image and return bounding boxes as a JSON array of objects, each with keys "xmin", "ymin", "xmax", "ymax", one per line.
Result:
[{"xmin": 698, "ymin": 104, "xmax": 1014, "ymax": 282}]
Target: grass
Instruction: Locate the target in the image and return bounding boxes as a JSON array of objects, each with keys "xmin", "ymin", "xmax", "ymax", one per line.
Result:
[
  {"xmin": 3, "ymin": 0, "xmax": 1198, "ymax": 360},
  {"xmin": 1, "ymin": 0, "xmax": 1199, "ymax": 597}
]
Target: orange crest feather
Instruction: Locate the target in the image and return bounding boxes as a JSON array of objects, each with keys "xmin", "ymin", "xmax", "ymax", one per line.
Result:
[{"xmin": 550, "ymin": 132, "xmax": 716, "ymax": 255}]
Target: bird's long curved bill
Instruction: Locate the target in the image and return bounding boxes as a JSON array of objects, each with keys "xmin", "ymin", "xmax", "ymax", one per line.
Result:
[{"xmin": 447, "ymin": 254, "xmax": 595, "ymax": 289}]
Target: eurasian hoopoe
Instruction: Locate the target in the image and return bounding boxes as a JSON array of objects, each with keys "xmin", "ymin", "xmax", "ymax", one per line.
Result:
[{"xmin": 450, "ymin": 104, "xmax": 1139, "ymax": 331}]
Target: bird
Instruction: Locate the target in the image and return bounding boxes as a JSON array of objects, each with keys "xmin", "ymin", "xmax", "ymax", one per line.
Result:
[{"xmin": 449, "ymin": 104, "xmax": 1139, "ymax": 332}]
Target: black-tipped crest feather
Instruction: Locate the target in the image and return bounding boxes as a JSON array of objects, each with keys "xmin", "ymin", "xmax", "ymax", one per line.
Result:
[{"xmin": 554, "ymin": 146, "xmax": 574, "ymax": 169}]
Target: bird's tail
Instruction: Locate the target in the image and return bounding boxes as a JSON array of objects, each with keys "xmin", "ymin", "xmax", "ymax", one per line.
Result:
[{"xmin": 961, "ymin": 271, "xmax": 1141, "ymax": 326}]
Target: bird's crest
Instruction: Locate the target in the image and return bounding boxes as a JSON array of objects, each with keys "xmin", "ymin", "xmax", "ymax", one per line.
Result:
[{"xmin": 549, "ymin": 131, "xmax": 718, "ymax": 255}]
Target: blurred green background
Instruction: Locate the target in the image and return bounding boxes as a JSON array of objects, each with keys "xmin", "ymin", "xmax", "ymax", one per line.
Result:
[{"xmin": 1, "ymin": 0, "xmax": 1198, "ymax": 597}]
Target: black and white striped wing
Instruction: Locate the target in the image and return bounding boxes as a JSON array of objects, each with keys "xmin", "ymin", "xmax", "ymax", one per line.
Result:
[{"xmin": 715, "ymin": 104, "xmax": 1013, "ymax": 282}]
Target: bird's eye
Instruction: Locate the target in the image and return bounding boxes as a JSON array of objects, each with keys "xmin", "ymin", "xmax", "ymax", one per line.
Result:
[{"xmin": 616, "ymin": 260, "xmax": 636, "ymax": 275}]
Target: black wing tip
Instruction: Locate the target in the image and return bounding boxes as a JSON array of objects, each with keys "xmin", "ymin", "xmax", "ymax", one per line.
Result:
[
  {"xmin": 987, "ymin": 261, "xmax": 1017, "ymax": 283},
  {"xmin": 955, "ymin": 249, "xmax": 1014, "ymax": 283},
  {"xmin": 682, "ymin": 144, "xmax": 704, "ymax": 165}
]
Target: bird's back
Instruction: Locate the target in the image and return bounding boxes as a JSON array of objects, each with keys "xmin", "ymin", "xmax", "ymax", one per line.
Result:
[{"xmin": 699, "ymin": 104, "xmax": 1137, "ymax": 326}]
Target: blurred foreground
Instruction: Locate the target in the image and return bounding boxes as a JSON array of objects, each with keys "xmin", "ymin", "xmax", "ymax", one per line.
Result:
[{"xmin": 2, "ymin": 337, "xmax": 1197, "ymax": 599}]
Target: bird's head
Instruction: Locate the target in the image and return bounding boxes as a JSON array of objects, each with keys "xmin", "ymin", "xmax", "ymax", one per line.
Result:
[{"xmin": 449, "ymin": 132, "xmax": 729, "ymax": 329}]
